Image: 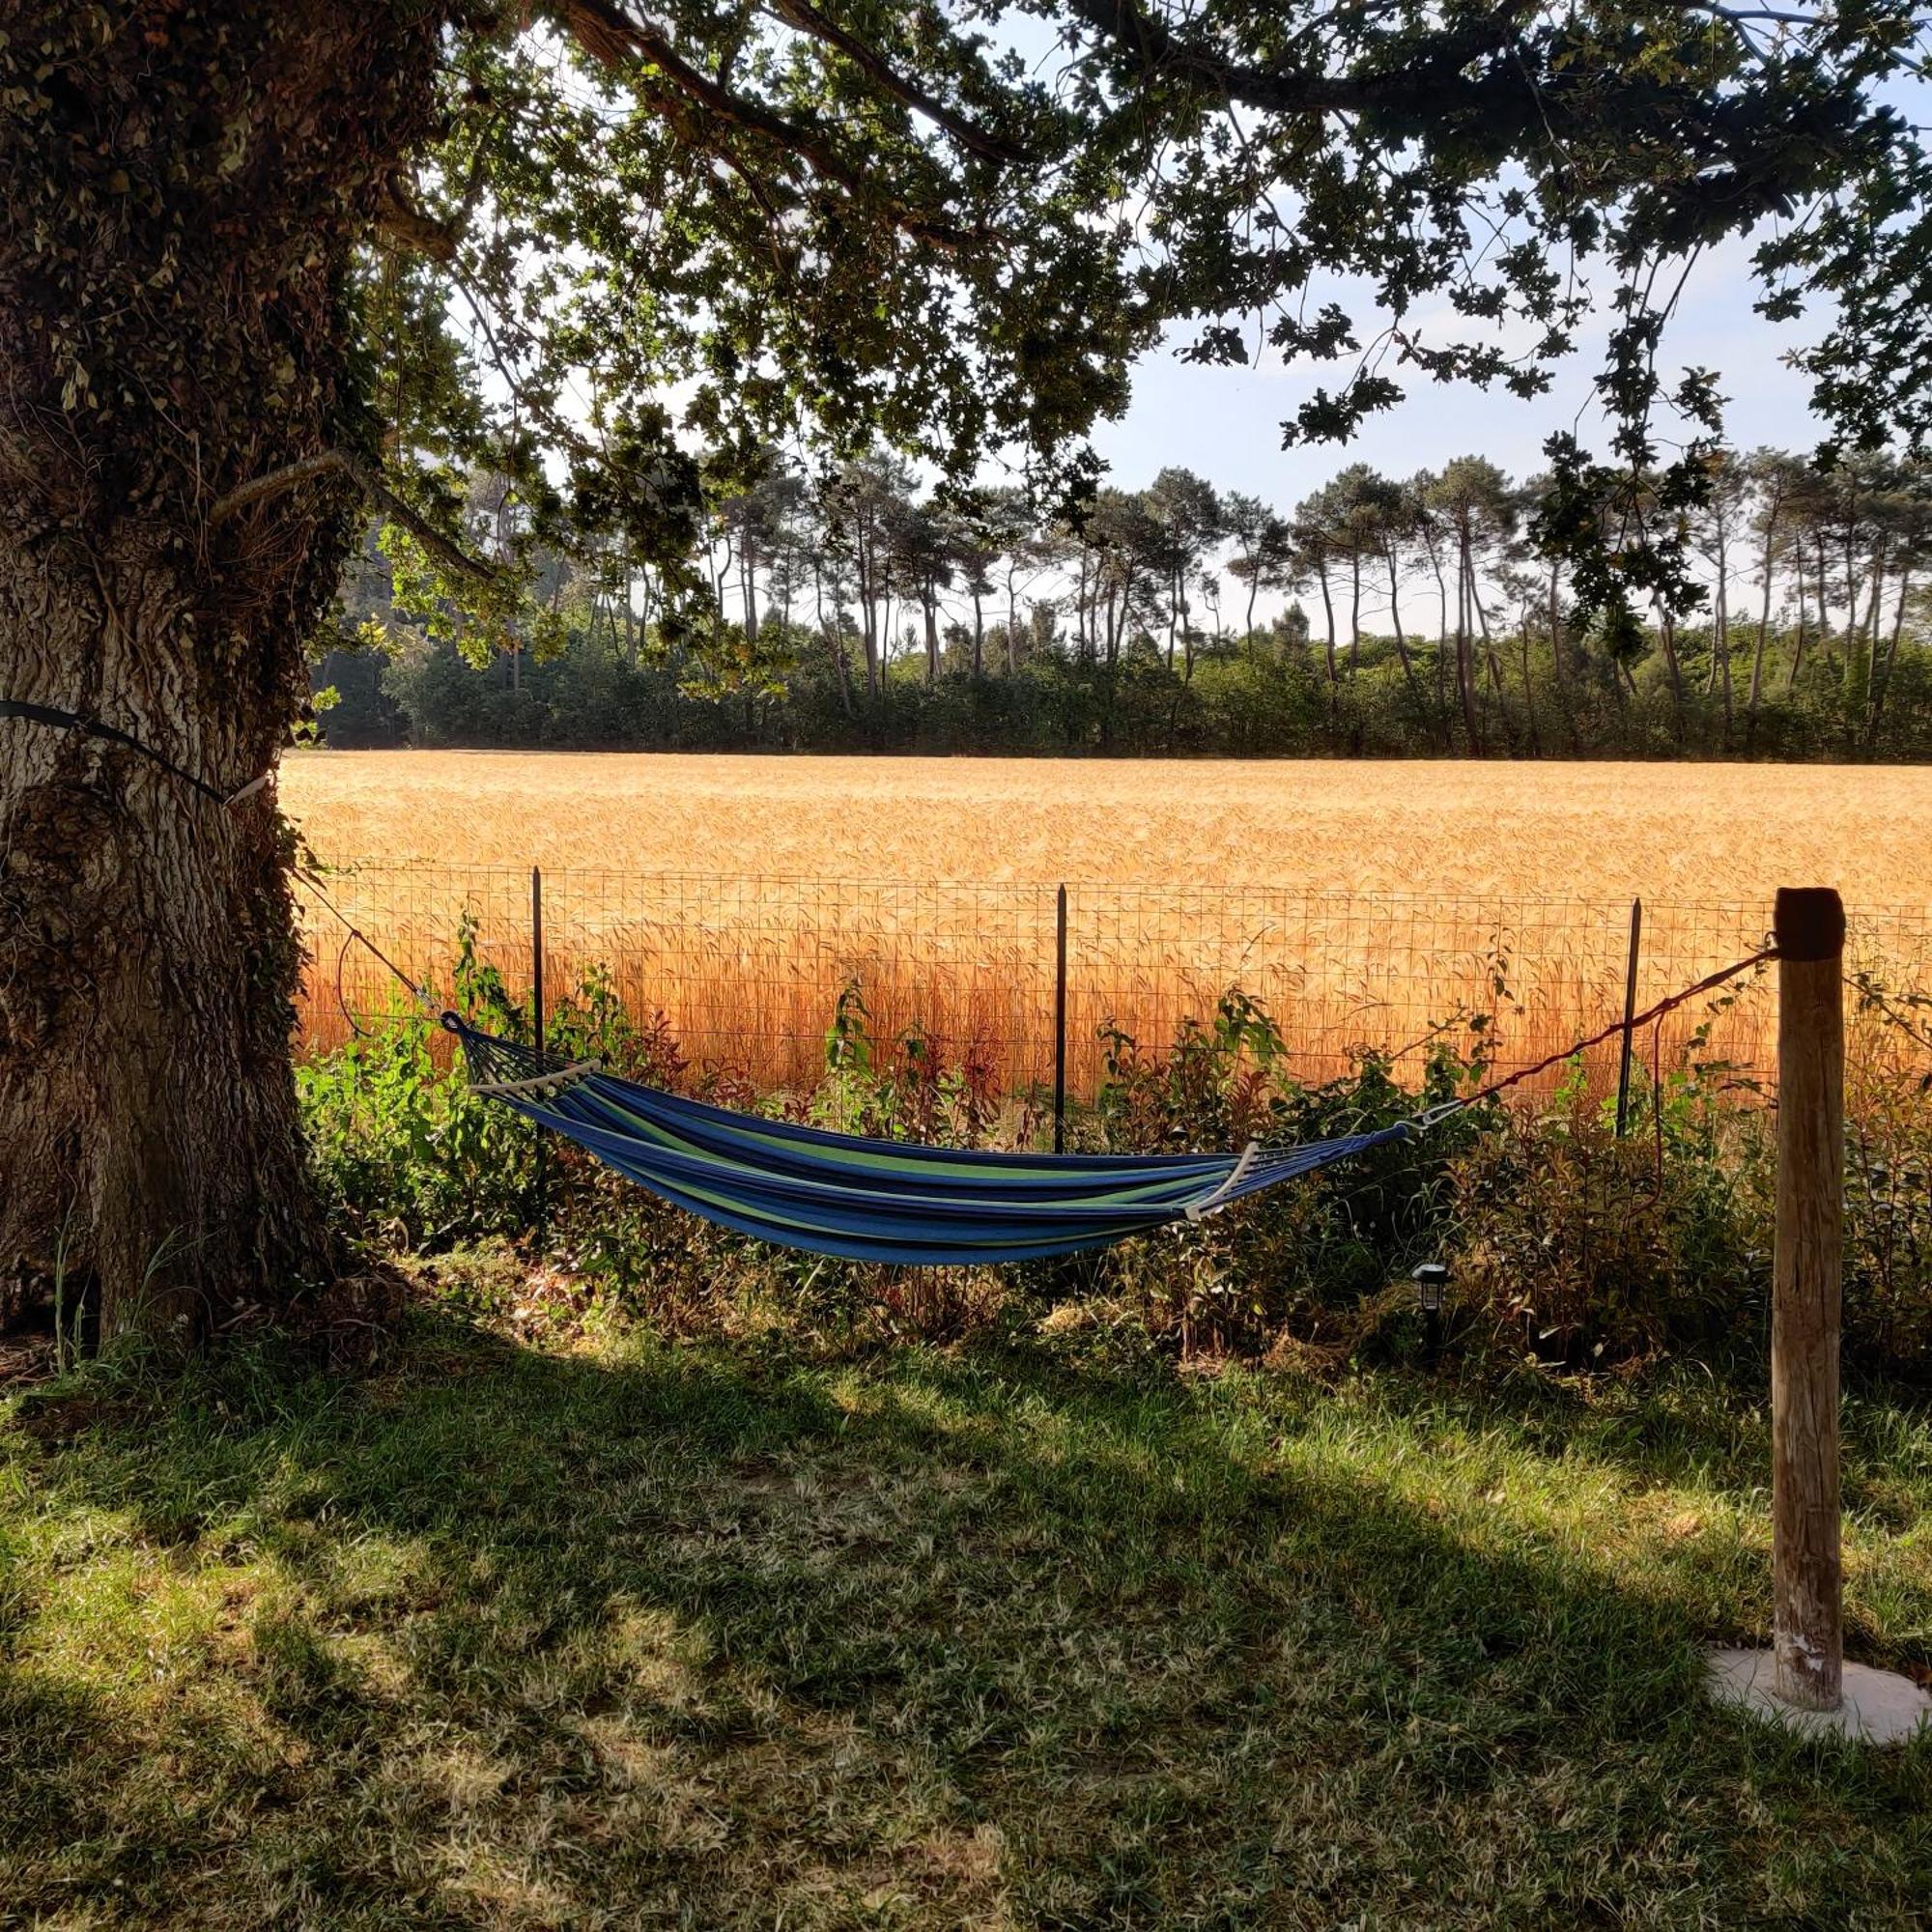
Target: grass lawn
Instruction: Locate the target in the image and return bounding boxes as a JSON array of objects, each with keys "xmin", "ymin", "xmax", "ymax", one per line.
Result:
[{"xmin": 4, "ymin": 1309, "xmax": 1931, "ymax": 1928}]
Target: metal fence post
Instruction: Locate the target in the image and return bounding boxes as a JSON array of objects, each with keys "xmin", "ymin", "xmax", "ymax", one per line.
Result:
[
  {"xmin": 531, "ymin": 865, "xmax": 547, "ymax": 1241},
  {"xmin": 1053, "ymin": 883, "xmax": 1068, "ymax": 1153},
  {"xmin": 1615, "ymin": 896, "xmax": 1643, "ymax": 1135}
]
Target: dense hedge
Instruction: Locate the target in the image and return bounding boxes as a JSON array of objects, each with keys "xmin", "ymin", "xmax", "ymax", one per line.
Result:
[
  {"xmin": 299, "ymin": 939, "xmax": 1932, "ymax": 1378},
  {"xmin": 317, "ymin": 622, "xmax": 1932, "ymax": 763}
]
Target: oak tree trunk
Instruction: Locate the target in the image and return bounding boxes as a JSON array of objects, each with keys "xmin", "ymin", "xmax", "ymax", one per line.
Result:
[{"xmin": 1, "ymin": 3, "xmax": 443, "ymax": 1339}]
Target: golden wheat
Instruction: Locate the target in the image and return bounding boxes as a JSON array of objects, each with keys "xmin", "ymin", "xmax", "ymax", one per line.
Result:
[
  {"xmin": 283, "ymin": 752, "xmax": 1932, "ymax": 1094},
  {"xmin": 283, "ymin": 750, "xmax": 1932, "ymax": 896}
]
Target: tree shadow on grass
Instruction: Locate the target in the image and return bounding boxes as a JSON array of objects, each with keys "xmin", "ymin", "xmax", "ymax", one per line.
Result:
[{"xmin": 5, "ymin": 1313, "xmax": 1931, "ymax": 1929}]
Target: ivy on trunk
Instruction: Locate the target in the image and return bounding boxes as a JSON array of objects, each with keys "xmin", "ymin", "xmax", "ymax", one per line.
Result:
[{"xmin": 0, "ymin": 4, "xmax": 446, "ymax": 1332}]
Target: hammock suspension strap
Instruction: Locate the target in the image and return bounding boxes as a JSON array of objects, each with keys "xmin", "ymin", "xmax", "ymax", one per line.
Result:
[{"xmin": 0, "ymin": 696, "xmax": 272, "ymax": 810}]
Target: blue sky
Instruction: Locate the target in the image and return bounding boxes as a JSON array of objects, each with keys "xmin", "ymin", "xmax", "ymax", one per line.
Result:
[
  {"xmin": 1089, "ymin": 232, "xmax": 1827, "ymax": 512},
  {"xmin": 1007, "ymin": 232, "xmax": 1835, "ymax": 633},
  {"xmin": 1085, "ymin": 51, "xmax": 1930, "ymax": 513}
]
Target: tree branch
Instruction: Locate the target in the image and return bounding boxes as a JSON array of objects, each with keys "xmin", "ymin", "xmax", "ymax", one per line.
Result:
[
  {"xmin": 373, "ymin": 184, "xmax": 461, "ymax": 263},
  {"xmin": 760, "ymin": 0, "xmax": 1035, "ymax": 165},
  {"xmin": 551, "ymin": 0, "xmax": 980, "ymax": 249},
  {"xmin": 209, "ymin": 451, "xmax": 497, "ymax": 582},
  {"xmin": 1063, "ymin": 0, "xmax": 1537, "ymax": 119},
  {"xmin": 208, "ymin": 451, "xmax": 355, "ymax": 526}
]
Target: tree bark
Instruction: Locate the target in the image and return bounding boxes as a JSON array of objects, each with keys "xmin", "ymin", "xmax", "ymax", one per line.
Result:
[
  {"xmin": 0, "ymin": 2, "xmax": 445, "ymax": 1339},
  {"xmin": 1314, "ymin": 555, "xmax": 1339, "ymax": 718},
  {"xmin": 858, "ymin": 531, "xmax": 882, "ymax": 700},
  {"xmin": 1867, "ymin": 566, "xmax": 1912, "ymax": 753},
  {"xmin": 1454, "ymin": 529, "xmax": 1482, "ymax": 754},
  {"xmin": 1714, "ymin": 528, "xmax": 1734, "ymax": 750},
  {"xmin": 1860, "ymin": 548, "xmax": 1886, "ymax": 753},
  {"xmin": 1383, "ymin": 548, "xmax": 1429, "ymax": 745},
  {"xmin": 1655, "ymin": 604, "xmax": 1685, "ymax": 741},
  {"xmin": 1788, "ymin": 552, "xmax": 1811, "ymax": 696}
]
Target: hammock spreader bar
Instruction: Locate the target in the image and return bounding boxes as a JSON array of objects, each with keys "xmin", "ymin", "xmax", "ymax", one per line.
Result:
[{"xmin": 442, "ymin": 1014, "xmax": 1412, "ymax": 1266}]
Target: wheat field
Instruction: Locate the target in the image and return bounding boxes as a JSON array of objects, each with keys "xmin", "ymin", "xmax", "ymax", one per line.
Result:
[{"xmin": 282, "ymin": 753, "xmax": 1932, "ymax": 1094}]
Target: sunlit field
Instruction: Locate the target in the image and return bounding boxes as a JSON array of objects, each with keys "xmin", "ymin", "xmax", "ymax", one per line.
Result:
[
  {"xmin": 283, "ymin": 751, "xmax": 1932, "ymax": 897},
  {"xmin": 282, "ymin": 753, "xmax": 1932, "ymax": 1094}
]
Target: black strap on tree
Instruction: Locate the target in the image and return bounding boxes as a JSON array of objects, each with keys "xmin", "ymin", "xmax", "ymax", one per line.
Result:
[
  {"xmin": 3, "ymin": 694, "xmax": 428, "ymax": 1029},
  {"xmin": 0, "ymin": 696, "xmax": 270, "ymax": 809}
]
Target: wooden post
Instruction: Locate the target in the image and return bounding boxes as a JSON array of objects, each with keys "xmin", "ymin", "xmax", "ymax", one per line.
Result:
[
  {"xmin": 1771, "ymin": 886, "xmax": 1845, "ymax": 1712},
  {"xmin": 1053, "ymin": 884, "xmax": 1068, "ymax": 1154},
  {"xmin": 531, "ymin": 866, "xmax": 547, "ymax": 1243}
]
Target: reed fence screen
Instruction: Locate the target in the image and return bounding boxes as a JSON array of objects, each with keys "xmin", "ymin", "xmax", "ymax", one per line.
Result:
[{"xmin": 295, "ymin": 866, "xmax": 1932, "ymax": 1101}]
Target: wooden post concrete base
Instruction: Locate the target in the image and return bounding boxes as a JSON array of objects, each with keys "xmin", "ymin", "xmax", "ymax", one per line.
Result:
[
  {"xmin": 1706, "ymin": 1648, "xmax": 1932, "ymax": 1743},
  {"xmin": 1706, "ymin": 888, "xmax": 1931, "ymax": 1744}
]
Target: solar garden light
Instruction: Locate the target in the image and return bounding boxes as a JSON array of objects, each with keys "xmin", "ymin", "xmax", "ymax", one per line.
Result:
[
  {"xmin": 1411, "ymin": 1261, "xmax": 1449, "ymax": 1363},
  {"xmin": 1411, "ymin": 1261, "xmax": 1449, "ymax": 1314}
]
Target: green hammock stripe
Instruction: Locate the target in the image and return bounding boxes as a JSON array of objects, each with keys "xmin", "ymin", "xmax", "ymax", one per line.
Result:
[
  {"xmin": 655, "ymin": 1162, "xmax": 1163, "ymax": 1251},
  {"xmin": 577, "ymin": 1087, "xmax": 1208, "ymax": 1208}
]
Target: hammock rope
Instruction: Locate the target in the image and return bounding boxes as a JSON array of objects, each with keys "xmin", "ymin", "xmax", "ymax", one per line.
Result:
[{"xmin": 304, "ymin": 879, "xmax": 1776, "ymax": 1267}]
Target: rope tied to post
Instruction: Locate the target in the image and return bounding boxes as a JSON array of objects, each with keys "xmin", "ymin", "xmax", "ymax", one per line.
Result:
[{"xmin": 1400, "ymin": 942, "xmax": 1780, "ymax": 1135}]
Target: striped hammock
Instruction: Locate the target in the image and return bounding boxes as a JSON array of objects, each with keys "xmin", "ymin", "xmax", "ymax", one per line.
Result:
[{"xmin": 446, "ymin": 1016, "xmax": 1415, "ymax": 1266}]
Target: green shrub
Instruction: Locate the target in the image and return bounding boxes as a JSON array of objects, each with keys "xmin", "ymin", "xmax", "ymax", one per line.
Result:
[
  {"xmin": 1447, "ymin": 1071, "xmax": 1764, "ymax": 1371},
  {"xmin": 1843, "ymin": 974, "xmax": 1932, "ymax": 1371},
  {"xmin": 297, "ymin": 954, "xmax": 1932, "ymax": 1380},
  {"xmin": 298, "ymin": 1009, "xmax": 531, "ymax": 1243},
  {"xmin": 1085, "ymin": 989, "xmax": 1494, "ymax": 1355}
]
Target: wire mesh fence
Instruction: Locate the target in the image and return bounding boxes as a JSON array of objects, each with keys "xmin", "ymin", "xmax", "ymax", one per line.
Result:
[{"xmin": 294, "ymin": 865, "xmax": 1932, "ymax": 1101}]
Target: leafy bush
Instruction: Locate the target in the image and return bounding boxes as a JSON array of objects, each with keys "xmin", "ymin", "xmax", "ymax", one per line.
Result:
[
  {"xmin": 1447, "ymin": 1066, "xmax": 1764, "ymax": 1371},
  {"xmin": 1842, "ymin": 975, "xmax": 1932, "ymax": 1370},
  {"xmin": 1085, "ymin": 989, "xmax": 1493, "ymax": 1356},
  {"xmin": 298, "ymin": 952, "xmax": 1932, "ymax": 1380}
]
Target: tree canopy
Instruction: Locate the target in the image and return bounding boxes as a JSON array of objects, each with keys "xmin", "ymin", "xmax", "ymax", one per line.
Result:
[{"xmin": 292, "ymin": 1, "xmax": 1932, "ymax": 645}]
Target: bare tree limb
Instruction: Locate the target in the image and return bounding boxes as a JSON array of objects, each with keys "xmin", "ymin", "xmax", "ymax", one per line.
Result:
[{"xmin": 210, "ymin": 450, "xmax": 497, "ymax": 582}]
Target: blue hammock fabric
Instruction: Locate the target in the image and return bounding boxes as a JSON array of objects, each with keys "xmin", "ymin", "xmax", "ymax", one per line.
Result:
[{"xmin": 447, "ymin": 1016, "xmax": 1416, "ymax": 1266}]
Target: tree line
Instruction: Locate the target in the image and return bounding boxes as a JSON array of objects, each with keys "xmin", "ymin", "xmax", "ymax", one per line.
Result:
[{"xmin": 327, "ymin": 446, "xmax": 1932, "ymax": 760}]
